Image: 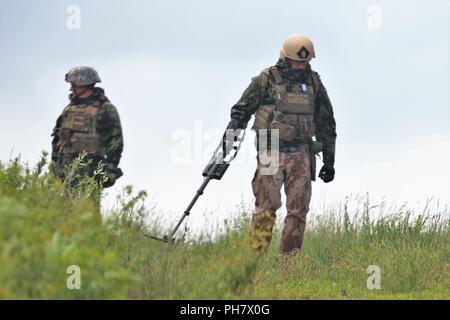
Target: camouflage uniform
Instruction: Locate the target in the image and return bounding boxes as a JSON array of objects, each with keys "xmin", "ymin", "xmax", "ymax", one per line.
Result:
[
  {"xmin": 227, "ymin": 60, "xmax": 336, "ymax": 254},
  {"xmin": 51, "ymin": 87, "xmax": 124, "ymax": 188}
]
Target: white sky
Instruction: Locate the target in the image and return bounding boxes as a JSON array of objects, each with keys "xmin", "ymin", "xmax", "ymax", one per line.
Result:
[{"xmin": 1, "ymin": 0, "xmax": 449, "ymax": 231}]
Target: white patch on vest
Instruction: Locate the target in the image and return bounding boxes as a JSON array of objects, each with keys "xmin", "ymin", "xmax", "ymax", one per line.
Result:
[{"xmin": 301, "ymin": 83, "xmax": 307, "ymax": 92}]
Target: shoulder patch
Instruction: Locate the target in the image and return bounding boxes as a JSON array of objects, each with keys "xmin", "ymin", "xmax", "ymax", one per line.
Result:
[
  {"xmin": 258, "ymin": 68, "xmax": 271, "ymax": 100},
  {"xmin": 310, "ymin": 71, "xmax": 322, "ymax": 92}
]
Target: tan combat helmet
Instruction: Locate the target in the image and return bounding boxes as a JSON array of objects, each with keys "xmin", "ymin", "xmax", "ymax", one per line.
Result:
[{"xmin": 280, "ymin": 34, "xmax": 315, "ymax": 62}]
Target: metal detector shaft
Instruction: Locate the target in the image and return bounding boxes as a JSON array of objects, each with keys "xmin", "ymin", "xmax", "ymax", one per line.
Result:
[
  {"xmin": 147, "ymin": 128, "xmax": 245, "ymax": 243},
  {"xmin": 167, "ymin": 173, "xmax": 214, "ymax": 241}
]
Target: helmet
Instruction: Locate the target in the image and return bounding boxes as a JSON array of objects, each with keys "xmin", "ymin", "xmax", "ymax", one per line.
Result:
[
  {"xmin": 280, "ymin": 34, "xmax": 315, "ymax": 62},
  {"xmin": 65, "ymin": 66, "xmax": 101, "ymax": 86}
]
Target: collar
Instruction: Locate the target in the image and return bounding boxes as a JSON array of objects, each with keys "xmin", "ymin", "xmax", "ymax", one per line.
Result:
[
  {"xmin": 276, "ymin": 60, "xmax": 312, "ymax": 83},
  {"xmin": 69, "ymin": 87, "xmax": 108, "ymax": 104}
]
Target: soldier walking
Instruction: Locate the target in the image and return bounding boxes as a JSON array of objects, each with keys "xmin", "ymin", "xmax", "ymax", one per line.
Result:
[{"xmin": 226, "ymin": 35, "xmax": 337, "ymax": 255}]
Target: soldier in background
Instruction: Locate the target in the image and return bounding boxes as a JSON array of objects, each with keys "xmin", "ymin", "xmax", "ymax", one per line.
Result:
[
  {"xmin": 51, "ymin": 66, "xmax": 123, "ymax": 189},
  {"xmin": 226, "ymin": 35, "xmax": 337, "ymax": 255}
]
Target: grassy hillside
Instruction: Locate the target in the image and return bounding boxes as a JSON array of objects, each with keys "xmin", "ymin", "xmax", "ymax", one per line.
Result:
[{"xmin": 0, "ymin": 154, "xmax": 449, "ymax": 299}]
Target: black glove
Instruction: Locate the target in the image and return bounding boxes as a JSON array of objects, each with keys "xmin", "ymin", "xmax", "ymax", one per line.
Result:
[
  {"xmin": 318, "ymin": 164, "xmax": 335, "ymax": 183},
  {"xmin": 224, "ymin": 119, "xmax": 246, "ymax": 154},
  {"xmin": 103, "ymin": 166, "xmax": 123, "ymax": 188}
]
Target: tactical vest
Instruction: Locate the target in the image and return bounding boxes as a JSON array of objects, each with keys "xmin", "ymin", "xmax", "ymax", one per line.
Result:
[
  {"xmin": 56, "ymin": 101, "xmax": 105, "ymax": 157},
  {"xmin": 252, "ymin": 67, "xmax": 319, "ymax": 143}
]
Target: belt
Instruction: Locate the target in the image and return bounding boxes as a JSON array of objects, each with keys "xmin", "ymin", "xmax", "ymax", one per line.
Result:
[{"xmin": 279, "ymin": 144, "xmax": 308, "ymax": 153}]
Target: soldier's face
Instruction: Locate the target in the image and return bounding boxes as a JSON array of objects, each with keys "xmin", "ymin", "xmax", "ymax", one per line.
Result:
[
  {"xmin": 70, "ymin": 85, "xmax": 82, "ymax": 94},
  {"xmin": 287, "ymin": 58, "xmax": 308, "ymax": 70},
  {"xmin": 70, "ymin": 85, "xmax": 93, "ymax": 98}
]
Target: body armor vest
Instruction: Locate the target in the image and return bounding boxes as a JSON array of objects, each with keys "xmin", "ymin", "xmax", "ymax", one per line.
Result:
[
  {"xmin": 252, "ymin": 67, "xmax": 318, "ymax": 143},
  {"xmin": 56, "ymin": 101, "xmax": 105, "ymax": 157}
]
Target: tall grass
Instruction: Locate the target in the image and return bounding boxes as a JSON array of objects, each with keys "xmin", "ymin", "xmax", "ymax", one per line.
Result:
[{"xmin": 0, "ymin": 153, "xmax": 448, "ymax": 299}]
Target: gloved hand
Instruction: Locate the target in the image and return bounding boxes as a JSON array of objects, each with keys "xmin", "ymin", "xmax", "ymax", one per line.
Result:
[
  {"xmin": 103, "ymin": 166, "xmax": 123, "ymax": 188},
  {"xmin": 223, "ymin": 119, "xmax": 246, "ymax": 155},
  {"xmin": 318, "ymin": 164, "xmax": 335, "ymax": 183},
  {"xmin": 103, "ymin": 171, "xmax": 117, "ymax": 188}
]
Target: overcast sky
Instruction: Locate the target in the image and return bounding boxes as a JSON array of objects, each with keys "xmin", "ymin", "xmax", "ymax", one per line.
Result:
[{"xmin": 1, "ymin": 0, "xmax": 449, "ymax": 230}]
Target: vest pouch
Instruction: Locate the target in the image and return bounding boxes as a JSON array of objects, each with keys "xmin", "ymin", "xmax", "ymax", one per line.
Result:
[
  {"xmin": 270, "ymin": 111, "xmax": 297, "ymax": 142},
  {"xmin": 310, "ymin": 140, "xmax": 323, "ymax": 154},
  {"xmin": 296, "ymin": 114, "xmax": 315, "ymax": 137},
  {"xmin": 279, "ymin": 92, "xmax": 312, "ymax": 114},
  {"xmin": 61, "ymin": 111, "xmax": 94, "ymax": 132},
  {"xmin": 56, "ymin": 128, "xmax": 72, "ymax": 149},
  {"xmin": 252, "ymin": 105, "xmax": 275, "ymax": 131},
  {"xmin": 67, "ymin": 132, "xmax": 105, "ymax": 157}
]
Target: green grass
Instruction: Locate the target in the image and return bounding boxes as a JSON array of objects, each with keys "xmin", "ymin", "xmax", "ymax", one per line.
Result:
[{"xmin": 0, "ymin": 153, "xmax": 449, "ymax": 299}]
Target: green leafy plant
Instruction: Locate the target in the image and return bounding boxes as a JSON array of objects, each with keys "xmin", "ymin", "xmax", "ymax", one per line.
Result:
[{"xmin": 0, "ymin": 153, "xmax": 448, "ymax": 299}]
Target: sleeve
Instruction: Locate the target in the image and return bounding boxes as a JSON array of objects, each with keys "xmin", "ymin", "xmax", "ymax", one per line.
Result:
[
  {"xmin": 227, "ymin": 74, "xmax": 264, "ymax": 129},
  {"xmin": 314, "ymin": 73, "xmax": 337, "ymax": 166},
  {"xmin": 97, "ymin": 103, "xmax": 124, "ymax": 167},
  {"xmin": 51, "ymin": 112, "xmax": 65, "ymax": 162}
]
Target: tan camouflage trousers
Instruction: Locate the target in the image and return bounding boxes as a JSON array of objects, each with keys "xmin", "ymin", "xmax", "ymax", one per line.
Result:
[{"xmin": 251, "ymin": 148, "xmax": 312, "ymax": 255}]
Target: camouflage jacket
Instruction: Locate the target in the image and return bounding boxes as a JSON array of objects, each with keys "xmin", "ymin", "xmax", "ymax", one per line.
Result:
[
  {"xmin": 51, "ymin": 87, "xmax": 124, "ymax": 168},
  {"xmin": 228, "ymin": 61, "xmax": 336, "ymax": 166}
]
